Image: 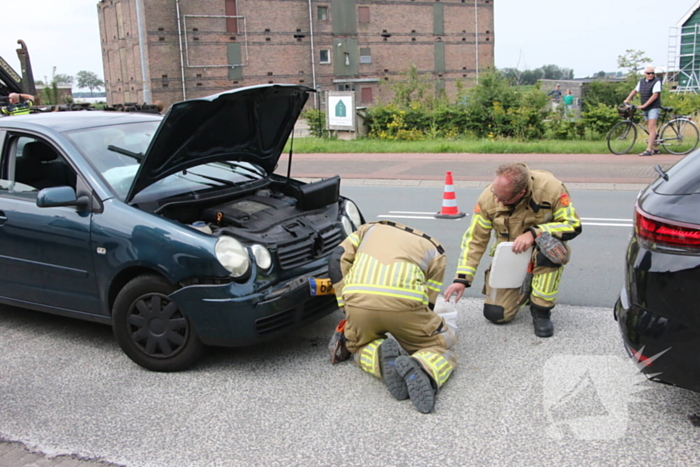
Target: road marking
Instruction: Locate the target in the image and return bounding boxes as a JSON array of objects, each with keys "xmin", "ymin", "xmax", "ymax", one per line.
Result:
[
  {"xmin": 581, "ymin": 217, "xmax": 631, "ymax": 222},
  {"xmin": 584, "ymin": 222, "xmax": 633, "ymax": 227},
  {"xmin": 388, "ymin": 211, "xmax": 438, "ymax": 215},
  {"xmin": 378, "ymin": 215, "xmax": 439, "ymax": 220}
]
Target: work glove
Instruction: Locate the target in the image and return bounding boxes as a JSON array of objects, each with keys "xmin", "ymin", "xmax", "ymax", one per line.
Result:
[
  {"xmin": 516, "ymin": 262, "xmax": 534, "ymax": 306},
  {"xmin": 534, "ymin": 232, "xmax": 569, "ymax": 265},
  {"xmin": 328, "ymin": 319, "xmax": 351, "ymax": 364}
]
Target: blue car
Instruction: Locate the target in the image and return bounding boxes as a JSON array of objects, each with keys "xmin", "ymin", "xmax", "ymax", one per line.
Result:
[{"xmin": 0, "ymin": 84, "xmax": 363, "ymax": 371}]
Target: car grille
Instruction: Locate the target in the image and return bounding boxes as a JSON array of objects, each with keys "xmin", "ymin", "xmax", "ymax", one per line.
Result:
[
  {"xmin": 255, "ymin": 295, "xmax": 337, "ymax": 336},
  {"xmin": 276, "ymin": 225, "xmax": 344, "ymax": 270}
]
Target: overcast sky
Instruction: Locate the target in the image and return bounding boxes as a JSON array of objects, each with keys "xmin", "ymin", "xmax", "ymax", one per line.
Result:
[{"xmin": 0, "ymin": 0, "xmax": 694, "ymax": 90}]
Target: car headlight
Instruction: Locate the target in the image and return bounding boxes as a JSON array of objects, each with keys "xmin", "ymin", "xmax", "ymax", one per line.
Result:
[
  {"xmin": 215, "ymin": 236, "xmax": 250, "ymax": 277},
  {"xmin": 343, "ymin": 200, "xmax": 362, "ymax": 230},
  {"xmin": 341, "ymin": 216, "xmax": 355, "ymax": 236},
  {"xmin": 251, "ymin": 244, "xmax": 272, "ymax": 270}
]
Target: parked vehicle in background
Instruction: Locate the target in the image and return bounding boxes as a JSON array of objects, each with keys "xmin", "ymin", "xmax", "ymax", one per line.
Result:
[
  {"xmin": 0, "ymin": 84, "xmax": 364, "ymax": 371},
  {"xmin": 615, "ymin": 148, "xmax": 700, "ymax": 392}
]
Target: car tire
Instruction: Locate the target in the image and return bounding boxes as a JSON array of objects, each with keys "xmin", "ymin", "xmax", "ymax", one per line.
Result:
[{"xmin": 113, "ymin": 274, "xmax": 205, "ymax": 371}]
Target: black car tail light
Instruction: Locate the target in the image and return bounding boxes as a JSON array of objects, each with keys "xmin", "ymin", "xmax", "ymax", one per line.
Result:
[{"xmin": 635, "ymin": 205, "xmax": 700, "ymax": 249}]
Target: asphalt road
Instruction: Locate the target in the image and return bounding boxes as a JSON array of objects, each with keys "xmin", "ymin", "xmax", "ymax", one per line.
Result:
[
  {"xmin": 342, "ymin": 185, "xmax": 639, "ymax": 308},
  {"xmin": 1, "ymin": 297, "xmax": 700, "ymax": 467},
  {"xmin": 3, "ymin": 153, "xmax": 700, "ymax": 466}
]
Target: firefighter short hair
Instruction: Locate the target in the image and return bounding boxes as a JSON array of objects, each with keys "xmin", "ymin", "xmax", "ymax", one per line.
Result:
[{"xmin": 495, "ymin": 163, "xmax": 528, "ymax": 194}]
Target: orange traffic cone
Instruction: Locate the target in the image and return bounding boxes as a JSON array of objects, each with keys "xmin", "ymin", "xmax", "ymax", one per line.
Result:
[{"xmin": 435, "ymin": 171, "xmax": 466, "ymax": 219}]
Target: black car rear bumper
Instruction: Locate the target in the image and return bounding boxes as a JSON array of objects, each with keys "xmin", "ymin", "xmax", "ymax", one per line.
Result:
[{"xmin": 615, "ymin": 277, "xmax": 700, "ymax": 393}]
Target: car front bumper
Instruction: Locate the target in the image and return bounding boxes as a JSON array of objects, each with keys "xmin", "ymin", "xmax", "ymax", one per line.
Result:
[{"xmin": 171, "ymin": 267, "xmax": 338, "ymax": 347}]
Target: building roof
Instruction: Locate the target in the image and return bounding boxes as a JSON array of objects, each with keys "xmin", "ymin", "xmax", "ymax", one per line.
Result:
[{"xmin": 677, "ymin": 0, "xmax": 700, "ymax": 27}]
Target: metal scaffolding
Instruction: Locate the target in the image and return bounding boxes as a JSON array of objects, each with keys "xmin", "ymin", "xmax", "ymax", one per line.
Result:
[{"xmin": 668, "ymin": 24, "xmax": 700, "ymax": 93}]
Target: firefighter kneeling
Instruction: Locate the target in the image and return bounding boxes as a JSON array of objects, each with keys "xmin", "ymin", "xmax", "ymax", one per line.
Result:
[{"xmin": 328, "ymin": 221, "xmax": 456, "ymax": 413}]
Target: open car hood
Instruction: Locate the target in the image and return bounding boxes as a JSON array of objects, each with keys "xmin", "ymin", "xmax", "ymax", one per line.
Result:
[{"xmin": 126, "ymin": 84, "xmax": 312, "ymax": 203}]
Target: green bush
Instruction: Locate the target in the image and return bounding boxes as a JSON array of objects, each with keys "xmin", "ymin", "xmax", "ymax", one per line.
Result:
[
  {"xmin": 300, "ymin": 108, "xmax": 326, "ymax": 137},
  {"xmin": 361, "ymin": 68, "xmax": 631, "ymax": 142},
  {"xmin": 581, "ymin": 103, "xmax": 619, "ymax": 137}
]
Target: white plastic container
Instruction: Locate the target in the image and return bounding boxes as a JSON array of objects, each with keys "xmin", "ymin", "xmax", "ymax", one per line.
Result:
[
  {"xmin": 191, "ymin": 221, "xmax": 212, "ymax": 235},
  {"xmin": 488, "ymin": 242, "xmax": 532, "ymax": 289},
  {"xmin": 435, "ymin": 296, "xmax": 458, "ymax": 330}
]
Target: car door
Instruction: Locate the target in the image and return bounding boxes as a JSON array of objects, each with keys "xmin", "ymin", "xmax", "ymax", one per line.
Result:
[{"xmin": 0, "ymin": 131, "xmax": 102, "ymax": 315}]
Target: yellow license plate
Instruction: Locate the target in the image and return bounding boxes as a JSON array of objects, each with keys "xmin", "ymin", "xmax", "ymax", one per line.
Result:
[{"xmin": 309, "ymin": 277, "xmax": 334, "ymax": 296}]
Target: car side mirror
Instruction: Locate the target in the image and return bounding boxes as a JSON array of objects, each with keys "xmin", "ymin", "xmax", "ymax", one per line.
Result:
[{"xmin": 36, "ymin": 186, "xmax": 90, "ymax": 210}]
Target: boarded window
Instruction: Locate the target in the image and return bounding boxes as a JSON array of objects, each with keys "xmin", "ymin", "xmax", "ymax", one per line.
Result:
[
  {"xmin": 360, "ymin": 47, "xmax": 371, "ymax": 64},
  {"xmin": 318, "ymin": 6, "xmax": 328, "ymax": 20},
  {"xmin": 225, "ymin": 0, "xmax": 238, "ymax": 34},
  {"xmin": 319, "ymin": 49, "xmax": 330, "ymax": 64},
  {"xmin": 361, "ymin": 87, "xmax": 373, "ymax": 103},
  {"xmin": 358, "ymin": 6, "xmax": 370, "ymax": 23}
]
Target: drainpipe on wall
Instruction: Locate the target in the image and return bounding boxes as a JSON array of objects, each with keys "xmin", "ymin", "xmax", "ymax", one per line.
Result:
[
  {"xmin": 474, "ymin": 0, "xmax": 479, "ymax": 84},
  {"xmin": 135, "ymin": 0, "xmax": 151, "ymax": 103},
  {"xmin": 308, "ymin": 0, "xmax": 318, "ymax": 107},
  {"xmin": 175, "ymin": 0, "xmax": 187, "ymax": 100}
]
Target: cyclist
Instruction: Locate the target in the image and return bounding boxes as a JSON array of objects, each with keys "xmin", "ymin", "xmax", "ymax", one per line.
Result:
[{"xmin": 623, "ymin": 66, "xmax": 662, "ymax": 156}]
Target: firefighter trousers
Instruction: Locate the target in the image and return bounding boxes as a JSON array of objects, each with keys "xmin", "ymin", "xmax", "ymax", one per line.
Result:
[
  {"xmin": 482, "ymin": 264, "xmax": 564, "ymax": 323},
  {"xmin": 343, "ymin": 303, "xmax": 457, "ymax": 389}
]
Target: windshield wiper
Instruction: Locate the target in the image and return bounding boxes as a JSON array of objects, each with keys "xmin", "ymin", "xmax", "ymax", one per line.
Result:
[
  {"xmin": 217, "ymin": 161, "xmax": 265, "ymax": 178},
  {"xmin": 654, "ymin": 164, "xmax": 669, "ymax": 181},
  {"xmin": 108, "ymin": 145, "xmax": 144, "ymax": 161},
  {"xmin": 185, "ymin": 171, "xmax": 236, "ymax": 186}
]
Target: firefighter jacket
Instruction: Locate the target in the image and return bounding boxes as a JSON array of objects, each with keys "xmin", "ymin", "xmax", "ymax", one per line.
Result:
[
  {"xmin": 454, "ymin": 163, "xmax": 582, "ymax": 285},
  {"xmin": 1, "ymin": 100, "xmax": 33, "ymax": 116},
  {"xmin": 330, "ymin": 221, "xmax": 446, "ymax": 312}
]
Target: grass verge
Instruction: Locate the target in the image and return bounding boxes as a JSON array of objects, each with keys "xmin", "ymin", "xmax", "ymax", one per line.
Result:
[{"xmin": 285, "ymin": 137, "xmax": 612, "ymax": 154}]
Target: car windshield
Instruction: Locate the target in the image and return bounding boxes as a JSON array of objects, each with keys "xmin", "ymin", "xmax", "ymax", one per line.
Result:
[{"xmin": 65, "ymin": 122, "xmax": 266, "ymax": 201}]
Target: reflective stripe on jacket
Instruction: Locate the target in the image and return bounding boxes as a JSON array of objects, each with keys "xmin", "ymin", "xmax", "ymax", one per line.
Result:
[
  {"xmin": 1, "ymin": 100, "xmax": 32, "ymax": 116},
  {"xmin": 332, "ymin": 221, "xmax": 446, "ymax": 312}
]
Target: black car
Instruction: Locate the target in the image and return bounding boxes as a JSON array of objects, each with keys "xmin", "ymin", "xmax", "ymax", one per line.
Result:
[
  {"xmin": 615, "ymin": 151, "xmax": 700, "ymax": 392},
  {"xmin": 0, "ymin": 84, "xmax": 364, "ymax": 371}
]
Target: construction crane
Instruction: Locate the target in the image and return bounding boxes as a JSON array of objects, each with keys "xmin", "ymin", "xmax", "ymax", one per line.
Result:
[{"xmin": 0, "ymin": 40, "xmax": 37, "ymax": 103}]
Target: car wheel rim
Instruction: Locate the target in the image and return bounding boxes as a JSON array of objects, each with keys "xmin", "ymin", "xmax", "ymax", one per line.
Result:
[{"xmin": 126, "ymin": 292, "xmax": 189, "ymax": 359}]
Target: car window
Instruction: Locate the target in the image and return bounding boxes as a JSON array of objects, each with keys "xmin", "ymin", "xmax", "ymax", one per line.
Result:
[
  {"xmin": 65, "ymin": 122, "xmax": 266, "ymax": 201},
  {"xmin": 653, "ymin": 150, "xmax": 700, "ymax": 195},
  {"xmin": 0, "ymin": 134, "xmax": 78, "ymax": 198}
]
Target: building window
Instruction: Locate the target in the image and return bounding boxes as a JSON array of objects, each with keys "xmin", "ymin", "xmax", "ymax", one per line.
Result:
[
  {"xmin": 317, "ymin": 6, "xmax": 328, "ymax": 21},
  {"xmin": 360, "ymin": 47, "xmax": 371, "ymax": 64},
  {"xmin": 361, "ymin": 87, "xmax": 373, "ymax": 104},
  {"xmin": 225, "ymin": 0, "xmax": 238, "ymax": 34},
  {"xmin": 358, "ymin": 6, "xmax": 370, "ymax": 23},
  {"xmin": 319, "ymin": 49, "xmax": 330, "ymax": 64}
]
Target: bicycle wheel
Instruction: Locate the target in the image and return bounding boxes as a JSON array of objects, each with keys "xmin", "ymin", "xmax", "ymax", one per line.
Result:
[
  {"xmin": 659, "ymin": 119, "xmax": 700, "ymax": 155},
  {"xmin": 607, "ymin": 121, "xmax": 637, "ymax": 155}
]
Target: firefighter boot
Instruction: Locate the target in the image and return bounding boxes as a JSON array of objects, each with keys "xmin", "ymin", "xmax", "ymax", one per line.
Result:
[
  {"xmin": 530, "ymin": 304, "xmax": 554, "ymax": 338},
  {"xmin": 379, "ymin": 339, "xmax": 408, "ymax": 400},
  {"xmin": 395, "ymin": 356, "xmax": 437, "ymax": 413}
]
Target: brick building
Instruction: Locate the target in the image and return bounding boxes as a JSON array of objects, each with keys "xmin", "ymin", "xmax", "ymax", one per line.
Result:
[{"xmin": 97, "ymin": 0, "xmax": 494, "ymax": 109}]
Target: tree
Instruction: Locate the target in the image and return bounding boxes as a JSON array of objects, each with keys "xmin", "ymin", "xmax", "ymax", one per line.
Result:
[
  {"xmin": 540, "ymin": 64, "xmax": 574, "ymax": 80},
  {"xmin": 617, "ymin": 49, "xmax": 652, "ymax": 76},
  {"xmin": 40, "ymin": 67, "xmax": 74, "ymax": 105},
  {"xmin": 497, "ymin": 64, "xmax": 574, "ymax": 86},
  {"xmin": 76, "ymin": 70, "xmax": 105, "ymax": 96}
]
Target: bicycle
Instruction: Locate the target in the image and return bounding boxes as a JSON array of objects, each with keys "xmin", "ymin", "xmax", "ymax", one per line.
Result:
[{"xmin": 606, "ymin": 105, "xmax": 700, "ymax": 155}]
